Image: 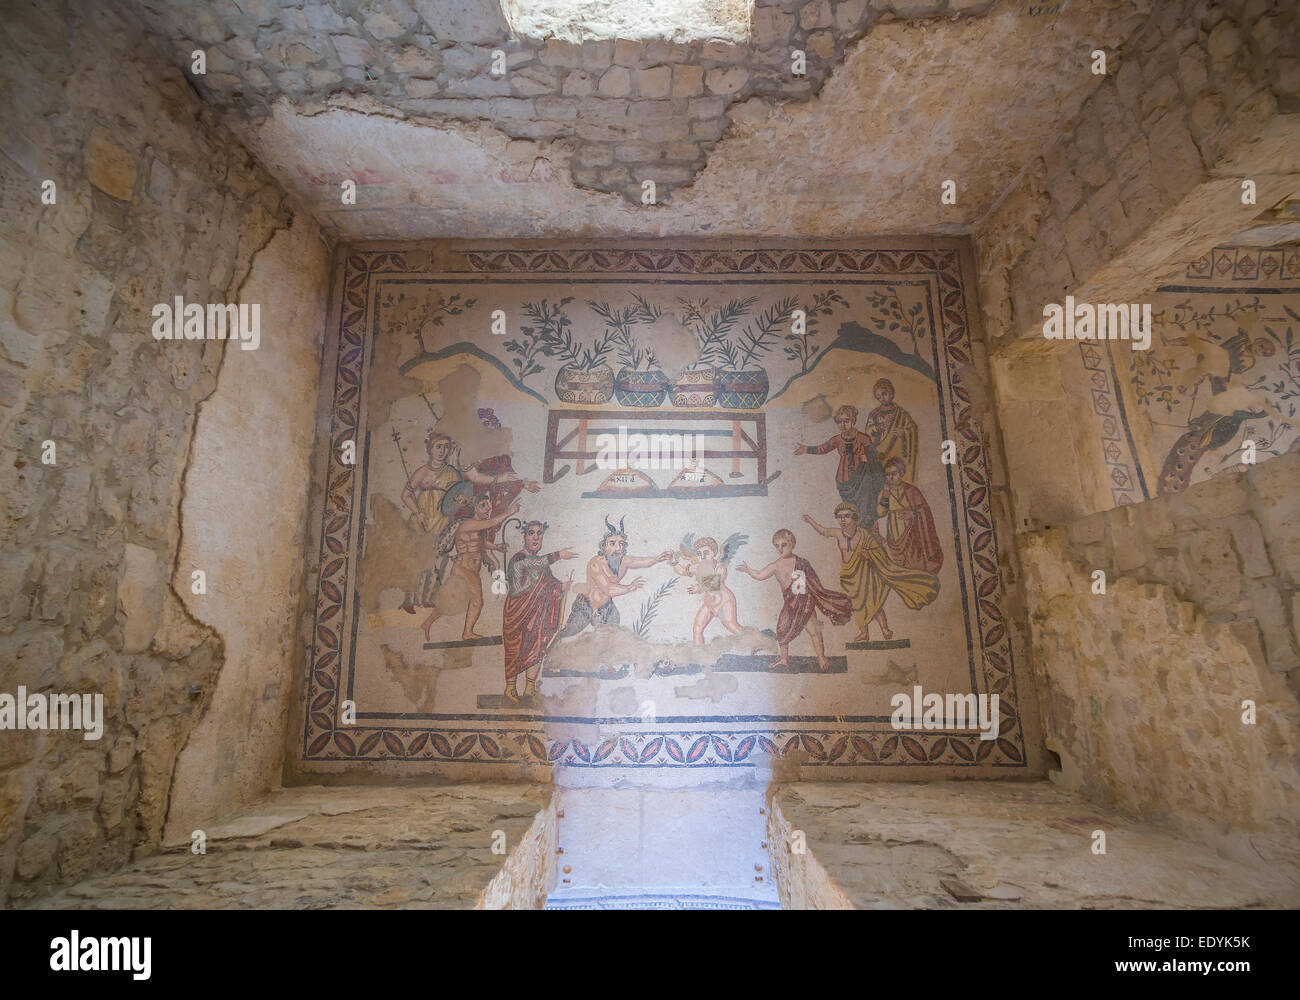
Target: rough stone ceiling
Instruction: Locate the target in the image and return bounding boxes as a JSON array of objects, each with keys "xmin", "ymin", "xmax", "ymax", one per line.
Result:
[
  {"xmin": 502, "ymin": 0, "xmax": 756, "ymax": 42},
  {"xmin": 129, "ymin": 0, "xmax": 1156, "ymax": 239}
]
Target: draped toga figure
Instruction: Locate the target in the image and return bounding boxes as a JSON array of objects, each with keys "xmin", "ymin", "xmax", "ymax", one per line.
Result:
[
  {"xmin": 501, "ymin": 521, "xmax": 576, "ymax": 705},
  {"xmin": 795, "ymin": 404, "xmax": 886, "ymax": 523},
  {"xmin": 804, "ymin": 503, "xmax": 938, "ymax": 642}
]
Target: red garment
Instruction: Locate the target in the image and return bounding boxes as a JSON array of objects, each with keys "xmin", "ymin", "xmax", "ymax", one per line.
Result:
[
  {"xmin": 809, "ymin": 431, "xmax": 877, "ymax": 487},
  {"xmin": 877, "ymin": 482, "xmax": 944, "ymax": 575},
  {"xmin": 776, "ymin": 556, "xmax": 852, "ymax": 644},
  {"xmin": 475, "ymin": 455, "xmax": 526, "ymax": 541},
  {"xmin": 502, "ymin": 552, "xmax": 566, "ymax": 680}
]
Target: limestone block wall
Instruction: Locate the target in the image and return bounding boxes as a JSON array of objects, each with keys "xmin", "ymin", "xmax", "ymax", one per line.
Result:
[
  {"xmin": 124, "ymin": 0, "xmax": 1153, "ymax": 240},
  {"xmin": 128, "ymin": 0, "xmax": 994, "ymax": 209},
  {"xmin": 966, "ymin": 1, "xmax": 1300, "ymax": 857},
  {"xmin": 479, "ymin": 788, "xmax": 557, "ymax": 909},
  {"xmin": 0, "ymin": 1, "xmax": 327, "ymax": 905},
  {"xmin": 976, "ymin": 0, "xmax": 1300, "ymax": 351},
  {"xmin": 1017, "ymin": 453, "xmax": 1300, "ymax": 866},
  {"xmin": 766, "ymin": 782, "xmax": 1298, "ymax": 907},
  {"xmin": 974, "ymin": 0, "xmax": 1300, "ymax": 529}
]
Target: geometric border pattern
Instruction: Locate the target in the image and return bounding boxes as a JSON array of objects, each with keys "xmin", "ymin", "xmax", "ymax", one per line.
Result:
[
  {"xmin": 1078, "ymin": 341, "xmax": 1147, "ymax": 506},
  {"xmin": 1185, "ymin": 245, "xmax": 1300, "ymax": 282},
  {"xmin": 300, "ymin": 245, "xmax": 1028, "ymax": 769}
]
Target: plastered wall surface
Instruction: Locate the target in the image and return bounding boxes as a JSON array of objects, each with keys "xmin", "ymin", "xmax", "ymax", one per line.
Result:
[
  {"xmin": 126, "ymin": 0, "xmax": 1155, "ymax": 235},
  {"xmin": 163, "ymin": 221, "xmax": 332, "ymax": 843}
]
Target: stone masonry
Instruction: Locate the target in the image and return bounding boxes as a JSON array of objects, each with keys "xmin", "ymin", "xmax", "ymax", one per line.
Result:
[
  {"xmin": 25, "ymin": 784, "xmax": 557, "ymax": 909},
  {"xmin": 0, "ymin": 1, "xmax": 326, "ymax": 906},
  {"xmin": 130, "ymin": 0, "xmax": 1003, "ymax": 206},
  {"xmin": 767, "ymin": 782, "xmax": 1300, "ymax": 908},
  {"xmin": 975, "ymin": 0, "xmax": 1300, "ymax": 347},
  {"xmin": 1016, "ymin": 453, "xmax": 1300, "ymax": 866}
]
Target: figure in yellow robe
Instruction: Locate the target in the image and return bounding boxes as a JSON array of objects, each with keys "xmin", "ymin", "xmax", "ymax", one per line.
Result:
[
  {"xmin": 866, "ymin": 378, "xmax": 919, "ymax": 484},
  {"xmin": 804, "ymin": 502, "xmax": 938, "ymax": 642},
  {"xmin": 401, "ymin": 433, "xmax": 471, "ymax": 612}
]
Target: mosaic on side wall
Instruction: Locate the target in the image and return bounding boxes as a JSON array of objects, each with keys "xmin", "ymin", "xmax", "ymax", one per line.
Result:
[
  {"xmin": 1081, "ymin": 245, "xmax": 1300, "ymax": 507},
  {"xmin": 297, "ymin": 243, "xmax": 1031, "ymax": 775}
]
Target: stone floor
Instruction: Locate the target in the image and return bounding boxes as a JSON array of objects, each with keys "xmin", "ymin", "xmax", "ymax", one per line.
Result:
[
  {"xmin": 23, "ymin": 779, "xmax": 1299, "ymax": 909},
  {"xmin": 24, "ymin": 785, "xmax": 555, "ymax": 910},
  {"xmin": 768, "ymin": 781, "xmax": 1300, "ymax": 909}
]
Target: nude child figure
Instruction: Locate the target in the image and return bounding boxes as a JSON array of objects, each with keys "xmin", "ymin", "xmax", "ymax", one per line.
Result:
[{"xmin": 671, "ymin": 533, "xmax": 746, "ymax": 644}]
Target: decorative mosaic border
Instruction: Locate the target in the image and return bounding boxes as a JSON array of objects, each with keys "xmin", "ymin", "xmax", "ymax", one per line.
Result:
[
  {"xmin": 301, "ymin": 246, "xmax": 1027, "ymax": 769},
  {"xmin": 1078, "ymin": 342, "xmax": 1147, "ymax": 506},
  {"xmin": 1186, "ymin": 246, "xmax": 1300, "ymax": 282}
]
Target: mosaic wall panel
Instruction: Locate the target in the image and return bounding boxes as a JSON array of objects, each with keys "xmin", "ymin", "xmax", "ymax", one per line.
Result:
[
  {"xmin": 1077, "ymin": 245, "xmax": 1300, "ymax": 504},
  {"xmin": 295, "ymin": 241, "xmax": 1033, "ymax": 775}
]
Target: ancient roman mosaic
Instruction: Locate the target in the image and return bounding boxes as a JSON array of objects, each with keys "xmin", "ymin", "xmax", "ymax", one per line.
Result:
[{"xmin": 298, "ymin": 243, "xmax": 1030, "ymax": 773}]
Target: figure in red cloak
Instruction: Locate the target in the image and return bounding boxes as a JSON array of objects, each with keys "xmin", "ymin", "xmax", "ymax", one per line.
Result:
[
  {"xmin": 502, "ymin": 521, "xmax": 577, "ymax": 705},
  {"xmin": 736, "ymin": 529, "xmax": 852, "ymax": 672},
  {"xmin": 873, "ymin": 457, "xmax": 943, "ymax": 575}
]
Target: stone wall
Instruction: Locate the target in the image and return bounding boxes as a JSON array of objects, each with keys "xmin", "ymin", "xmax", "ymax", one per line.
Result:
[
  {"xmin": 975, "ymin": 0, "xmax": 1300, "ymax": 528},
  {"xmin": 27, "ymin": 785, "xmax": 557, "ymax": 909},
  {"xmin": 976, "ymin": 0, "xmax": 1300, "ymax": 350},
  {"xmin": 161, "ymin": 221, "xmax": 331, "ymax": 844},
  {"xmin": 479, "ymin": 786, "xmax": 556, "ymax": 908},
  {"xmin": 125, "ymin": 0, "xmax": 1152, "ymax": 239},
  {"xmin": 766, "ymin": 782, "xmax": 1299, "ymax": 907},
  {"xmin": 968, "ymin": 0, "xmax": 1300, "ymax": 866},
  {"xmin": 1018, "ymin": 452, "xmax": 1300, "ymax": 866},
  {"xmin": 131, "ymin": 0, "xmax": 994, "ymax": 206},
  {"xmin": 0, "ymin": 0, "xmax": 326, "ymax": 905}
]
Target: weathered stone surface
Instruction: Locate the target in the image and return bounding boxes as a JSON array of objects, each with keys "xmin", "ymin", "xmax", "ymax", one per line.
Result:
[
  {"xmin": 637, "ymin": 65, "xmax": 671, "ymax": 99},
  {"xmin": 976, "ymin": 0, "xmax": 1300, "ymax": 344},
  {"xmin": 118, "ymin": 543, "xmax": 163, "ymax": 654},
  {"xmin": 413, "ymin": 0, "xmax": 510, "ymax": 44},
  {"xmin": 3, "ymin": 0, "xmax": 1298, "ymax": 918},
  {"xmin": 705, "ymin": 65, "xmax": 748, "ymax": 96},
  {"xmin": 26, "ymin": 785, "xmax": 555, "ymax": 909},
  {"xmin": 163, "ymin": 219, "xmax": 330, "ymax": 843},
  {"xmin": 769, "ymin": 782, "xmax": 1300, "ymax": 908},
  {"xmin": 126, "ymin": 0, "xmax": 1151, "ymax": 230},
  {"xmin": 597, "ymin": 65, "xmax": 632, "ymax": 98},
  {"xmin": 84, "ymin": 126, "xmax": 136, "ymax": 201},
  {"xmin": 1016, "ymin": 467, "xmax": 1300, "ymax": 866},
  {"xmin": 0, "ymin": 0, "xmax": 326, "ymax": 908}
]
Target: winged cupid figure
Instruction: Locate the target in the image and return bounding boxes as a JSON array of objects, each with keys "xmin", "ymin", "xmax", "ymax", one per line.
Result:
[{"xmin": 671, "ymin": 531, "xmax": 748, "ymax": 644}]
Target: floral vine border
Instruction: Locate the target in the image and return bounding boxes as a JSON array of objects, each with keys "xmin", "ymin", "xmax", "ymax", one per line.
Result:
[{"xmin": 300, "ymin": 246, "xmax": 1028, "ymax": 769}]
